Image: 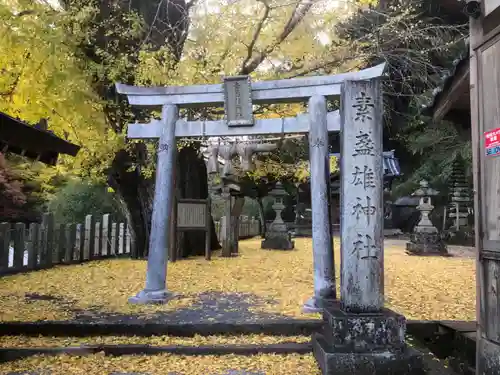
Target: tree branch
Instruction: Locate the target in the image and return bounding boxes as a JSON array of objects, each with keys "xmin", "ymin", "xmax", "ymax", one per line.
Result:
[
  {"xmin": 186, "ymin": 0, "xmax": 200, "ymax": 10},
  {"xmin": 240, "ymin": 0, "xmax": 318, "ymax": 75},
  {"xmin": 139, "ymin": 0, "xmax": 164, "ymax": 49},
  {"xmin": 0, "ymin": 51, "xmax": 32, "ymax": 100},
  {"xmin": 240, "ymin": 0, "xmax": 271, "ymax": 73},
  {"xmin": 287, "ymin": 54, "xmax": 361, "ymax": 78}
]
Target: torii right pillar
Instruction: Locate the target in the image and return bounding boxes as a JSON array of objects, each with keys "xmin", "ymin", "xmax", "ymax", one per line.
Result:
[{"xmin": 312, "ymin": 79, "xmax": 425, "ymax": 375}]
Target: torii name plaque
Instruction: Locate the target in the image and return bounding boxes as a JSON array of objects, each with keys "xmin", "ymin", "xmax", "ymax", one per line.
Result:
[{"xmin": 223, "ymin": 75, "xmax": 254, "ymax": 127}]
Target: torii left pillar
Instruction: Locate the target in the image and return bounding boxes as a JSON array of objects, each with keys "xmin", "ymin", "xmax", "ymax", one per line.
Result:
[{"xmin": 129, "ymin": 104, "xmax": 178, "ymax": 304}]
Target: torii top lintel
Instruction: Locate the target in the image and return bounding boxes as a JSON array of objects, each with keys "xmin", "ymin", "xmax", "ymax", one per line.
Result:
[{"xmin": 115, "ymin": 63, "xmax": 386, "ymax": 108}]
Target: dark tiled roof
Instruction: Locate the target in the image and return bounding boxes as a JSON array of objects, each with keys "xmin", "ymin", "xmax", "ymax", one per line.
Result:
[
  {"xmin": 423, "ymin": 48, "xmax": 470, "ymax": 118},
  {"xmin": 330, "ymin": 150, "xmax": 402, "ymax": 177},
  {"xmin": 0, "ymin": 112, "xmax": 80, "ymax": 165}
]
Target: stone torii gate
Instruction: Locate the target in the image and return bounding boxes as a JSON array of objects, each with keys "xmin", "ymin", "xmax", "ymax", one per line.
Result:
[{"xmin": 116, "ymin": 63, "xmax": 422, "ymax": 374}]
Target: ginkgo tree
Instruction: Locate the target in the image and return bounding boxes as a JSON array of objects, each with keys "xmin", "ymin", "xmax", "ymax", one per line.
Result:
[
  {"xmin": 68, "ymin": 0, "xmax": 348, "ymax": 258},
  {"xmin": 0, "ymin": 0, "xmax": 118, "ymax": 188}
]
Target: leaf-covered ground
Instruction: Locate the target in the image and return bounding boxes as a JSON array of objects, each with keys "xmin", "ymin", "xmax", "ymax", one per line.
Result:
[
  {"xmin": 0, "ymin": 334, "xmax": 310, "ymax": 347},
  {"xmin": 1, "ymin": 353, "xmax": 321, "ymax": 375},
  {"xmin": 0, "ymin": 238, "xmax": 476, "ymax": 322}
]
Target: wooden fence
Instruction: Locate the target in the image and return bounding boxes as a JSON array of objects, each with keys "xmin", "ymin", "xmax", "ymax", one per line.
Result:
[
  {"xmin": 214, "ymin": 217, "xmax": 260, "ymax": 240},
  {"xmin": 0, "ymin": 214, "xmax": 260, "ymax": 276},
  {"xmin": 0, "ymin": 213, "xmax": 132, "ymax": 276}
]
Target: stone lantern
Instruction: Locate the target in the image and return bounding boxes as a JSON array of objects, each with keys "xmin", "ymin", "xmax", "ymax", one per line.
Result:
[
  {"xmin": 261, "ymin": 182, "xmax": 295, "ymax": 250},
  {"xmin": 406, "ymin": 180, "xmax": 447, "ymax": 255}
]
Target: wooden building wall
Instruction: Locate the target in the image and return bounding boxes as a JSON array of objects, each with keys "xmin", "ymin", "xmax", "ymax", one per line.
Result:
[{"xmin": 469, "ymin": 1, "xmax": 500, "ymax": 373}]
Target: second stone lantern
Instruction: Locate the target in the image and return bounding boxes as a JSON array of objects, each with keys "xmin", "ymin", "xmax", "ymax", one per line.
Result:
[
  {"xmin": 406, "ymin": 180, "xmax": 448, "ymax": 255},
  {"xmin": 261, "ymin": 182, "xmax": 295, "ymax": 250}
]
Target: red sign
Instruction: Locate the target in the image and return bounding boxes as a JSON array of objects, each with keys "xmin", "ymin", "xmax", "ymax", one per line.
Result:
[{"xmin": 485, "ymin": 127, "xmax": 500, "ymax": 149}]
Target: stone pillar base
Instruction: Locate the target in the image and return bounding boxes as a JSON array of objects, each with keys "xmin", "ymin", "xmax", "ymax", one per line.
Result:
[
  {"xmin": 313, "ymin": 302, "xmax": 424, "ymax": 374},
  {"xmin": 478, "ymin": 336, "xmax": 500, "ymax": 375},
  {"xmin": 128, "ymin": 289, "xmax": 176, "ymax": 305},
  {"xmin": 313, "ymin": 334, "xmax": 425, "ymax": 375},
  {"xmin": 406, "ymin": 233, "xmax": 448, "ymax": 256},
  {"xmin": 261, "ymin": 235, "xmax": 294, "ymax": 250},
  {"xmin": 302, "ymin": 297, "xmax": 336, "ymax": 314}
]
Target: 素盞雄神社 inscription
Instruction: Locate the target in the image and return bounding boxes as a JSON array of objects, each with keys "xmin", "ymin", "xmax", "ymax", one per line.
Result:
[
  {"xmin": 341, "ymin": 80, "xmax": 383, "ymax": 313},
  {"xmin": 223, "ymin": 75, "xmax": 254, "ymax": 127}
]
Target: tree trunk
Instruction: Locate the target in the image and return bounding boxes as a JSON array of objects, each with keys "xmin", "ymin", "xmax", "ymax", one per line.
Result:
[
  {"xmin": 230, "ymin": 197, "xmax": 245, "ymax": 254},
  {"xmin": 108, "ymin": 148, "xmax": 154, "ymax": 259},
  {"xmin": 63, "ymin": 0, "xmax": 194, "ymax": 259},
  {"xmin": 257, "ymin": 197, "xmax": 266, "ymax": 238},
  {"xmin": 176, "ymin": 145, "xmax": 221, "ymax": 257},
  {"xmin": 110, "ymin": 144, "xmax": 221, "ymax": 259}
]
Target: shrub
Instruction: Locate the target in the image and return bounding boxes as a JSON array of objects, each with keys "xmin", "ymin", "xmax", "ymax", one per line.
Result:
[{"xmin": 47, "ymin": 180, "xmax": 124, "ymax": 224}]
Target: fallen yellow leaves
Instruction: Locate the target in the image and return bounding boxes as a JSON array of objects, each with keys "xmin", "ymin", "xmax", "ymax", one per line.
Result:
[
  {"xmin": 0, "ymin": 334, "xmax": 310, "ymax": 348},
  {"xmin": 1, "ymin": 353, "xmax": 321, "ymax": 375},
  {"xmin": 383, "ymin": 244, "xmax": 475, "ymax": 321},
  {"xmin": 0, "ymin": 238, "xmax": 476, "ymax": 322}
]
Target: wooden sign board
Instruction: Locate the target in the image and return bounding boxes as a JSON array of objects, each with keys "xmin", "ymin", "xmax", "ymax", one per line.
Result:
[
  {"xmin": 177, "ymin": 199, "xmax": 209, "ymax": 230},
  {"xmin": 175, "ymin": 198, "xmax": 212, "ymax": 260},
  {"xmin": 223, "ymin": 75, "xmax": 254, "ymax": 127}
]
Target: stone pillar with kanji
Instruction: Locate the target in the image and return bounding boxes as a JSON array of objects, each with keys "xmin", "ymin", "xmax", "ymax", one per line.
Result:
[{"xmin": 312, "ymin": 79, "xmax": 425, "ymax": 375}]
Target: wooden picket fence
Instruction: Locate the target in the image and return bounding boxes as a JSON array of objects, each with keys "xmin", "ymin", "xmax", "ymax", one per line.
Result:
[
  {"xmin": 0, "ymin": 213, "xmax": 132, "ymax": 276},
  {"xmin": 214, "ymin": 217, "xmax": 260, "ymax": 241},
  {"xmin": 0, "ymin": 213, "xmax": 261, "ymax": 277}
]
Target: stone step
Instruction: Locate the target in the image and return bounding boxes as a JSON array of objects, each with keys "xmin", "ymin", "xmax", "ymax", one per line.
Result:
[
  {"xmin": 0, "ymin": 319, "xmax": 322, "ymax": 337},
  {"xmin": 8, "ymin": 370, "xmax": 265, "ymax": 375},
  {"xmin": 0, "ymin": 342, "xmax": 313, "ymax": 362},
  {"xmin": 3, "ymin": 351, "xmax": 320, "ymax": 374},
  {"xmin": 313, "ymin": 333, "xmax": 426, "ymax": 375}
]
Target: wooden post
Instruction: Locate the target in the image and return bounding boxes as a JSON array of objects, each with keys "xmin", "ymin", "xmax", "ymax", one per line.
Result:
[
  {"xmin": 129, "ymin": 104, "xmax": 178, "ymax": 304},
  {"xmin": 125, "ymin": 222, "xmax": 131, "ymax": 255},
  {"xmin": 27, "ymin": 223, "xmax": 39, "ymax": 269},
  {"xmin": 0, "ymin": 223, "xmax": 9, "ymax": 270},
  {"xmin": 118, "ymin": 223, "xmax": 125, "ymax": 254},
  {"xmin": 84, "ymin": 215, "xmax": 95, "ymax": 260},
  {"xmin": 221, "ymin": 188, "xmax": 232, "ymax": 257},
  {"xmin": 233, "ymin": 216, "xmax": 240, "ymax": 248},
  {"xmin": 128, "ymin": 223, "xmax": 137, "ymax": 258},
  {"xmin": 13, "ymin": 223, "xmax": 25, "ymax": 270},
  {"xmin": 76, "ymin": 224, "xmax": 85, "ymax": 262},
  {"xmin": 230, "ymin": 197, "xmax": 245, "ymax": 254},
  {"xmin": 42, "ymin": 213, "xmax": 55, "ymax": 267},
  {"xmin": 340, "ymin": 79, "xmax": 384, "ymax": 313},
  {"xmin": 101, "ymin": 214, "xmax": 111, "ymax": 256},
  {"xmin": 94, "ymin": 221, "xmax": 101, "ymax": 257},
  {"xmin": 65, "ymin": 224, "xmax": 76, "ymax": 263},
  {"xmin": 205, "ymin": 197, "xmax": 212, "ymax": 261},
  {"xmin": 215, "ymin": 221, "xmax": 220, "ymax": 240},
  {"xmin": 303, "ymin": 95, "xmax": 336, "ymax": 313},
  {"xmin": 111, "ymin": 222, "xmax": 117, "ymax": 256},
  {"xmin": 57, "ymin": 223, "xmax": 66, "ymax": 264},
  {"xmin": 469, "ymin": 7, "xmax": 500, "ymax": 371}
]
